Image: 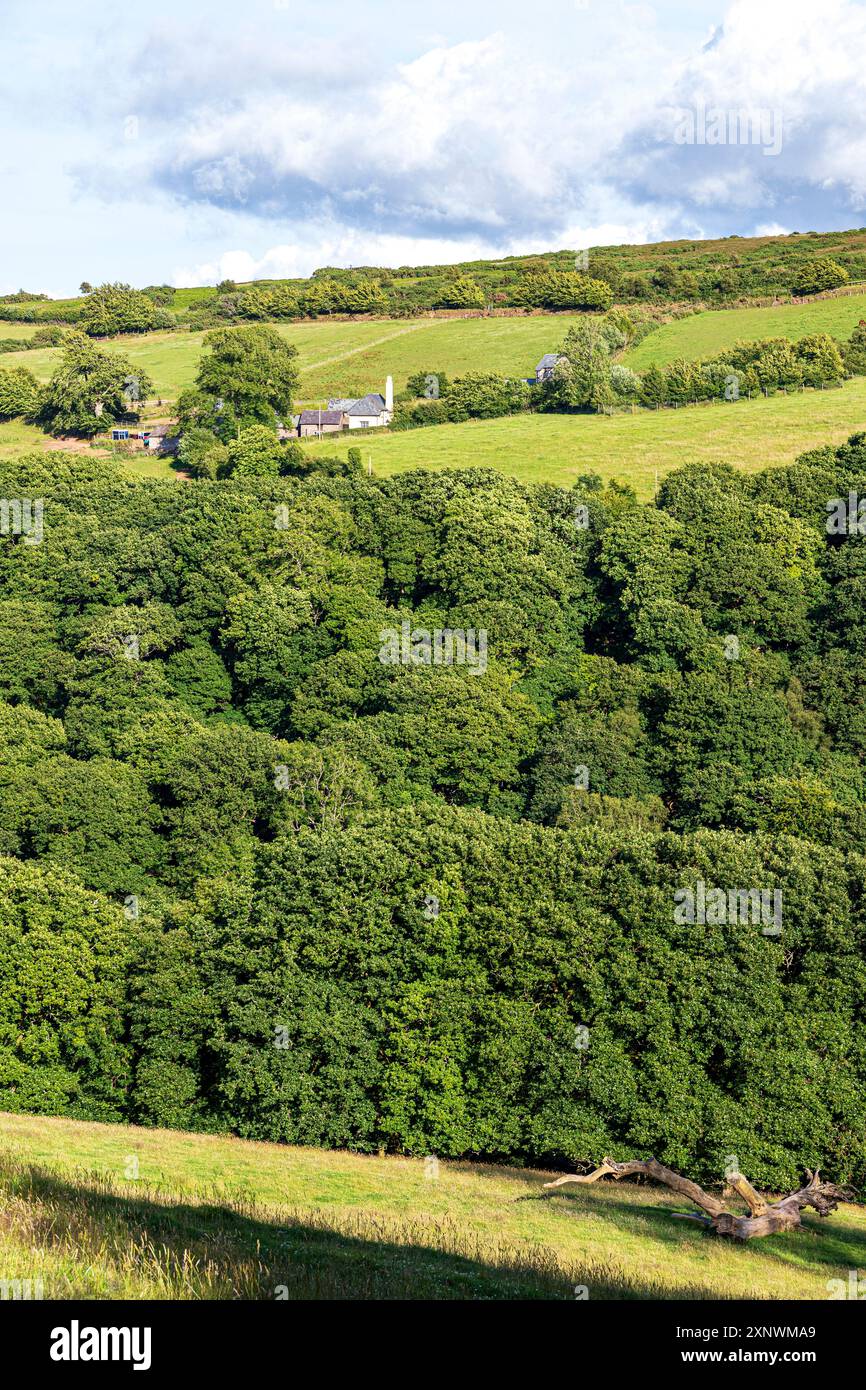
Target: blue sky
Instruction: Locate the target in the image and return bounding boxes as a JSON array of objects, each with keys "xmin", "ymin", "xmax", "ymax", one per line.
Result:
[{"xmin": 2, "ymin": 0, "xmax": 865, "ymax": 294}]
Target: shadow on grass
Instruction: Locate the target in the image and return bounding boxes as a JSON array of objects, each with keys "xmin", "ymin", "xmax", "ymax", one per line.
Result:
[
  {"xmin": 527, "ymin": 1181, "xmax": 866, "ymax": 1281},
  {"xmin": 2, "ymin": 1162, "xmax": 726, "ymax": 1301}
]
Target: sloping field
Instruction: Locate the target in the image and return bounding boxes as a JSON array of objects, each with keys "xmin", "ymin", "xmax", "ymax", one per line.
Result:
[
  {"xmin": 2, "ymin": 1111, "xmax": 863, "ymax": 1300},
  {"xmin": 0, "ymin": 323, "xmax": 41, "ymax": 340},
  {"xmin": 303, "ymin": 377, "xmax": 866, "ymax": 497},
  {"xmin": 5, "ymin": 375, "xmax": 864, "ymax": 492},
  {"xmin": 624, "ymin": 290, "xmax": 866, "ymax": 370},
  {"xmin": 9, "ymin": 291, "xmax": 866, "ymax": 406},
  {"xmin": 8, "ymin": 314, "xmax": 583, "ymax": 403}
]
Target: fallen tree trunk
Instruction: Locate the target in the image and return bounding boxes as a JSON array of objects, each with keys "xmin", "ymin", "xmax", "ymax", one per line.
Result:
[{"xmin": 543, "ymin": 1158, "xmax": 855, "ymax": 1240}]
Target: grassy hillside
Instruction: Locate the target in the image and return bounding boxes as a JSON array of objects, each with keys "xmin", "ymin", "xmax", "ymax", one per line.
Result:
[
  {"xmin": 7, "ymin": 226, "xmax": 866, "ymax": 325},
  {"xmin": 593, "ymin": 227, "xmax": 866, "ymax": 294},
  {"xmin": 7, "ymin": 314, "xmax": 582, "ymax": 403},
  {"xmin": 0, "ymin": 323, "xmax": 41, "ymax": 341},
  {"xmin": 11, "ymin": 287, "xmax": 866, "ymax": 407},
  {"xmin": 302, "ymin": 377, "xmax": 866, "ymax": 497},
  {"xmin": 4, "ymin": 292, "xmax": 866, "ymax": 494},
  {"xmin": 625, "ymin": 290, "xmax": 866, "ymax": 369},
  {"xmin": 1, "ymin": 1112, "xmax": 862, "ymax": 1300}
]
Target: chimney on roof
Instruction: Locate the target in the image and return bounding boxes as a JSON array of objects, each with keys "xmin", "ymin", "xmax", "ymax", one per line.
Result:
[{"xmin": 385, "ymin": 375, "xmax": 393, "ymax": 412}]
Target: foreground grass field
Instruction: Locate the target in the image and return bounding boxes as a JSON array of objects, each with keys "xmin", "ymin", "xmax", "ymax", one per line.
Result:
[
  {"xmin": 304, "ymin": 377, "xmax": 866, "ymax": 497},
  {"xmin": 5, "ymin": 377, "xmax": 864, "ymax": 495},
  {"xmin": 0, "ymin": 1113, "xmax": 863, "ymax": 1300},
  {"xmin": 624, "ymin": 289, "xmax": 866, "ymax": 370}
]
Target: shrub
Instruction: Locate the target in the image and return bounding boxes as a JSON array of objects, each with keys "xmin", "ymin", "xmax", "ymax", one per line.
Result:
[
  {"xmin": 514, "ymin": 271, "xmax": 613, "ymax": 311},
  {"xmin": 81, "ymin": 283, "xmax": 158, "ymax": 336},
  {"xmin": 792, "ymin": 259, "xmax": 850, "ymax": 296},
  {"xmin": 609, "ymin": 364, "xmax": 640, "ymax": 401},
  {"xmin": 0, "ymin": 365, "xmax": 41, "ymax": 419},
  {"xmin": 433, "ymin": 276, "xmax": 485, "ymax": 309},
  {"xmin": 31, "ymin": 325, "xmax": 65, "ymax": 347}
]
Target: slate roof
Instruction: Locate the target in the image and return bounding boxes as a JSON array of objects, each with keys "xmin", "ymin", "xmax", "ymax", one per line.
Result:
[
  {"xmin": 328, "ymin": 398, "xmax": 359, "ymax": 411},
  {"xmin": 298, "ymin": 410, "xmax": 345, "ymax": 426},
  {"xmin": 536, "ymin": 354, "xmax": 560, "ymax": 371},
  {"xmin": 347, "ymin": 393, "xmax": 387, "ymax": 415}
]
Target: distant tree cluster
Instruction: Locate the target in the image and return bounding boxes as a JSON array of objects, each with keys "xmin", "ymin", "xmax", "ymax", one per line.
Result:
[
  {"xmin": 791, "ymin": 258, "xmax": 849, "ymax": 296},
  {"xmin": 543, "ymin": 325, "xmax": 849, "ymax": 411},
  {"xmin": 392, "ymin": 370, "xmax": 531, "ymax": 428},
  {"xmin": 432, "ymin": 275, "xmax": 486, "ymax": 309},
  {"xmin": 0, "ymin": 289, "xmax": 49, "ymax": 303},
  {"xmin": 79, "ymin": 282, "xmax": 177, "ymax": 337},
  {"xmin": 513, "ymin": 269, "xmax": 613, "ymax": 311},
  {"xmin": 189, "ymin": 279, "xmax": 391, "ymax": 329}
]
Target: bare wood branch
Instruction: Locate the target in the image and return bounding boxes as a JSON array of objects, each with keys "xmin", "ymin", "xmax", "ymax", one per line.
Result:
[
  {"xmin": 543, "ymin": 1156, "xmax": 855, "ymax": 1240},
  {"xmin": 542, "ymin": 1162, "xmax": 617, "ymax": 1189},
  {"xmin": 727, "ymin": 1173, "xmax": 769, "ymax": 1217},
  {"xmin": 545, "ymin": 1156, "xmax": 726, "ymax": 1218}
]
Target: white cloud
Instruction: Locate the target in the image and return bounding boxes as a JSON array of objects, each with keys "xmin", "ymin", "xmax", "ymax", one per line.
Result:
[
  {"xmin": 174, "ymin": 228, "xmax": 528, "ymax": 287},
  {"xmin": 12, "ymin": 0, "xmax": 866, "ymax": 290},
  {"xmin": 753, "ymin": 222, "xmax": 792, "ymax": 237},
  {"xmin": 137, "ymin": 0, "xmax": 866, "ymax": 269}
]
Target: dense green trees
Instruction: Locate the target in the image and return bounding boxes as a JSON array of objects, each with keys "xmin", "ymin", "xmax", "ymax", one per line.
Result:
[
  {"xmin": 545, "ymin": 319, "xmax": 617, "ymax": 408},
  {"xmin": 393, "ymin": 370, "xmax": 531, "ymax": 427},
  {"xmin": 196, "ymin": 325, "xmax": 299, "ymax": 438},
  {"xmin": 128, "ymin": 806, "xmax": 866, "ymax": 1185},
  {"xmin": 80, "ymin": 283, "xmax": 159, "ymax": 336},
  {"xmin": 514, "ymin": 270, "xmax": 613, "ymax": 311},
  {"xmin": 300, "ymin": 278, "xmax": 388, "ymax": 317},
  {"xmin": 3, "ymin": 434, "xmax": 866, "ymax": 1184},
  {"xmin": 174, "ymin": 322, "xmax": 300, "ymax": 447},
  {"xmin": 0, "ymin": 857, "xmax": 131, "ymax": 1119},
  {"xmin": 177, "ymin": 325, "xmax": 299, "ymax": 445},
  {"xmin": 544, "ymin": 327, "xmax": 850, "ymax": 415},
  {"xmin": 843, "ymin": 322, "xmax": 866, "ymax": 376},
  {"xmin": 36, "ymin": 334, "xmax": 154, "ymax": 436}
]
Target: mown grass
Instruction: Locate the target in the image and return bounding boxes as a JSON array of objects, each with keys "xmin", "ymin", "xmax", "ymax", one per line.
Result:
[
  {"xmin": 0, "ymin": 323, "xmax": 41, "ymax": 341},
  {"xmin": 303, "ymin": 377, "xmax": 866, "ymax": 498},
  {"xmin": 6, "ymin": 315, "xmax": 583, "ymax": 404},
  {"xmin": 624, "ymin": 290, "xmax": 866, "ymax": 370},
  {"xmin": 11, "ymin": 293, "xmax": 866, "ymax": 405},
  {"xmin": 5, "ymin": 377, "xmax": 864, "ymax": 494},
  {"xmin": 1, "ymin": 1112, "xmax": 863, "ymax": 1301}
]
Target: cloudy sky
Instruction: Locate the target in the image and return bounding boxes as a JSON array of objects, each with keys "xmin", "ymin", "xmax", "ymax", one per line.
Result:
[{"xmin": 2, "ymin": 0, "xmax": 865, "ymax": 295}]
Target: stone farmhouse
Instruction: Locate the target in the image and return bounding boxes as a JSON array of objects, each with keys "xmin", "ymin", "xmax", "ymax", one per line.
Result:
[
  {"xmin": 297, "ymin": 409, "xmax": 346, "ymax": 438},
  {"xmin": 327, "ymin": 376, "xmax": 394, "ymax": 429}
]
